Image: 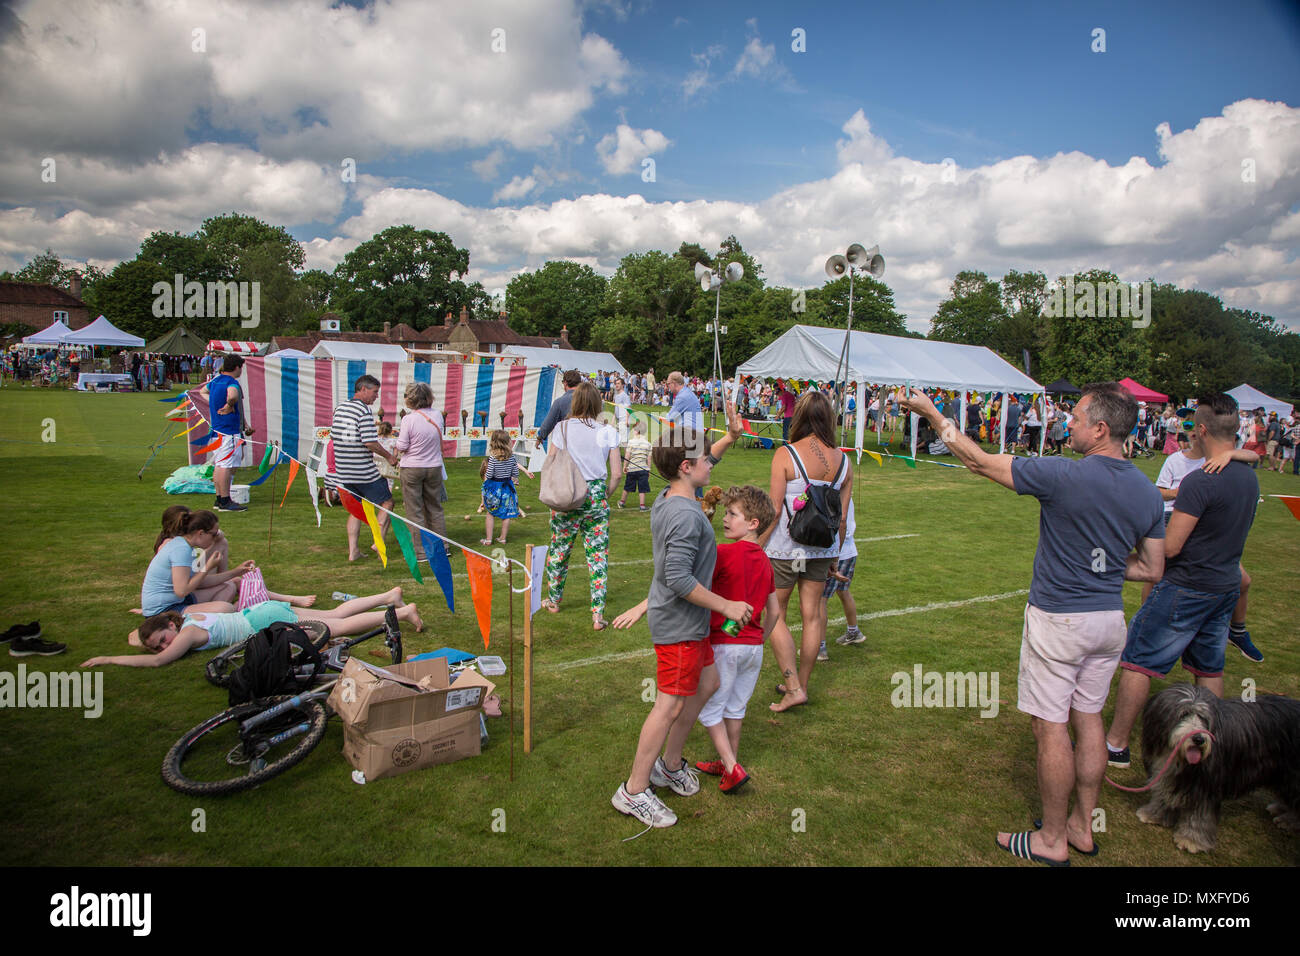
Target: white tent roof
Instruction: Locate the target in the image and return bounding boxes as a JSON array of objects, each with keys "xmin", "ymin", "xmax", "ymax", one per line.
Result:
[
  {"xmin": 22, "ymin": 319, "xmax": 72, "ymax": 344},
  {"xmin": 309, "ymin": 340, "xmax": 409, "ymax": 362},
  {"xmin": 60, "ymin": 314, "xmax": 145, "ymax": 347},
  {"xmin": 264, "ymin": 348, "xmax": 314, "ymax": 360},
  {"xmin": 738, "ymin": 325, "xmax": 1042, "ymax": 393},
  {"xmin": 1227, "ymin": 383, "xmax": 1293, "ymax": 417},
  {"xmin": 503, "ymin": 346, "xmax": 628, "ymax": 376}
]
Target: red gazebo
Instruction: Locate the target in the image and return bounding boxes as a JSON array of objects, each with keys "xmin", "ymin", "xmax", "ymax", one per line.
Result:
[{"xmin": 1118, "ymin": 377, "xmax": 1168, "ymax": 403}]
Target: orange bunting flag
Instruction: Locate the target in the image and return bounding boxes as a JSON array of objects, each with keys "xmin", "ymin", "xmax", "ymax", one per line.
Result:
[
  {"xmin": 279, "ymin": 459, "xmax": 300, "ymax": 508},
  {"xmin": 1277, "ymin": 496, "xmax": 1300, "ymax": 522},
  {"xmin": 741, "ymin": 417, "xmax": 757, "ymax": 436},
  {"xmin": 337, "ymin": 487, "xmax": 367, "ymax": 522},
  {"xmin": 194, "ymin": 436, "xmax": 222, "ymax": 455},
  {"xmin": 360, "ymin": 499, "xmax": 388, "ymax": 568},
  {"xmin": 464, "ymin": 550, "xmax": 494, "ymax": 648}
]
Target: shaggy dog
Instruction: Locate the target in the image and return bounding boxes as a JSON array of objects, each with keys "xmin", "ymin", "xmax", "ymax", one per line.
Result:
[
  {"xmin": 700, "ymin": 485, "xmax": 724, "ymax": 519},
  {"xmin": 1137, "ymin": 684, "xmax": 1300, "ymax": 853}
]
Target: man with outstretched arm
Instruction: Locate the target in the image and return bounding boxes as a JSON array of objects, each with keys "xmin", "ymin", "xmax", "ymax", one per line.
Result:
[{"xmin": 902, "ymin": 382, "xmax": 1165, "ymax": 866}]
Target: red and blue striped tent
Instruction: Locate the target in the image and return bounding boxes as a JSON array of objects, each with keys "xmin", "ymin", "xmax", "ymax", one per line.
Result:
[{"xmin": 187, "ymin": 356, "xmax": 560, "ymax": 467}]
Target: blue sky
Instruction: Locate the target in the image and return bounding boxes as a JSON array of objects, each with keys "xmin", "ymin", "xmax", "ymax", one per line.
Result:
[{"xmin": 1, "ymin": 0, "xmax": 1297, "ymax": 329}]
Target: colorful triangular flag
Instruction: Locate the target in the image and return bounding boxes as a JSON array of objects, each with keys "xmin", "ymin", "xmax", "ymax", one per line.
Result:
[
  {"xmin": 900, "ymin": 455, "xmax": 917, "ymax": 469},
  {"xmin": 420, "ymin": 531, "xmax": 455, "ymax": 613},
  {"xmin": 529, "ymin": 545, "xmax": 547, "ymax": 617},
  {"xmin": 337, "ymin": 487, "xmax": 367, "ymax": 522},
  {"xmin": 865, "ymin": 450, "xmax": 883, "ymax": 467},
  {"xmin": 304, "ymin": 465, "xmax": 322, "ymax": 527},
  {"xmin": 279, "ymin": 459, "xmax": 300, "ymax": 508},
  {"xmin": 246, "ymin": 455, "xmax": 281, "ymax": 486},
  {"xmin": 465, "ymin": 550, "xmax": 493, "ymax": 648},
  {"xmin": 359, "ymin": 498, "xmax": 388, "ymax": 568},
  {"xmin": 1276, "ymin": 495, "xmax": 1300, "ymax": 521},
  {"xmin": 391, "ymin": 520, "xmax": 424, "ymax": 584}
]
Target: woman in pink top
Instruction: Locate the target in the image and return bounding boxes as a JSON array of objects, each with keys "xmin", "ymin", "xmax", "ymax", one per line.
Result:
[{"xmin": 396, "ymin": 382, "xmax": 447, "ymax": 562}]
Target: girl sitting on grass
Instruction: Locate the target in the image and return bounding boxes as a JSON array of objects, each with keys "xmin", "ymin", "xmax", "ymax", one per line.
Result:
[
  {"xmin": 84, "ymin": 588, "xmax": 424, "ymax": 668},
  {"xmin": 480, "ymin": 429, "xmax": 533, "ymax": 545}
]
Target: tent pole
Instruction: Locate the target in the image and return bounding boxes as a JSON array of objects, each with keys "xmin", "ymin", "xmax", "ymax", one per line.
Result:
[{"xmin": 999, "ymin": 391, "xmax": 1008, "ymax": 454}]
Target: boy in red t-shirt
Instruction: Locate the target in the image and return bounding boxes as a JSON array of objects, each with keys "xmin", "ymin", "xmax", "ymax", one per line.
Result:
[{"xmin": 694, "ymin": 485, "xmax": 778, "ymax": 792}]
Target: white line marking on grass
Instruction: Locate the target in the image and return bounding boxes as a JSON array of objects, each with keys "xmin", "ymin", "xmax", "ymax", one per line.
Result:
[
  {"xmin": 547, "ymin": 588, "xmax": 1030, "ymax": 670},
  {"xmin": 854, "ymin": 533, "xmax": 920, "ymax": 543}
]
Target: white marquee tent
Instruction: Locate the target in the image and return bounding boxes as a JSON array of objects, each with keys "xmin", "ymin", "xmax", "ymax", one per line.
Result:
[
  {"xmin": 309, "ymin": 340, "xmax": 409, "ymax": 362},
  {"xmin": 60, "ymin": 315, "xmax": 145, "ymax": 347},
  {"xmin": 21, "ymin": 319, "xmax": 73, "ymax": 345},
  {"xmin": 1226, "ymin": 383, "xmax": 1293, "ymax": 418},
  {"xmin": 738, "ymin": 324, "xmax": 1045, "ymax": 456},
  {"xmin": 503, "ymin": 345, "xmax": 628, "ymax": 376}
]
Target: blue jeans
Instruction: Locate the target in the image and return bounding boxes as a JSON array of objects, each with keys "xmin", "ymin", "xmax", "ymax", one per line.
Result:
[{"xmin": 1120, "ymin": 580, "xmax": 1239, "ymax": 678}]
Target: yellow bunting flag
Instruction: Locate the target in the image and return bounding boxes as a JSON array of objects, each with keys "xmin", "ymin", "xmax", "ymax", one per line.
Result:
[
  {"xmin": 279, "ymin": 459, "xmax": 300, "ymax": 508},
  {"xmin": 865, "ymin": 450, "xmax": 883, "ymax": 467},
  {"xmin": 359, "ymin": 498, "xmax": 388, "ymax": 568},
  {"xmin": 464, "ymin": 550, "xmax": 494, "ymax": 648},
  {"xmin": 175, "ymin": 420, "xmax": 205, "ymax": 438}
]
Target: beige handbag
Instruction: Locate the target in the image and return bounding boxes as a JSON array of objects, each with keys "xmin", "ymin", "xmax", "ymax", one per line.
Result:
[{"xmin": 538, "ymin": 421, "xmax": 589, "ymax": 512}]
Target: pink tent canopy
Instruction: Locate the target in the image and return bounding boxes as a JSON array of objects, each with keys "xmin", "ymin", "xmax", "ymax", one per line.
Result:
[{"xmin": 1118, "ymin": 377, "xmax": 1168, "ymax": 403}]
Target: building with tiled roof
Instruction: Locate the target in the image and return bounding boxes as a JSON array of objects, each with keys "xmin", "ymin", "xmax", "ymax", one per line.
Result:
[
  {"xmin": 267, "ymin": 308, "xmax": 572, "ymax": 359},
  {"xmin": 0, "ymin": 277, "xmax": 91, "ymax": 332}
]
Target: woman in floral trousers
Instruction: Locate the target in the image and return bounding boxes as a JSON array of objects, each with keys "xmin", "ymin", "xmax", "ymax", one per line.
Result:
[{"xmin": 541, "ymin": 382, "xmax": 622, "ymax": 630}]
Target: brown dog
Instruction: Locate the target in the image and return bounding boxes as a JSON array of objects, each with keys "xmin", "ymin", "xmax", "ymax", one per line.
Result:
[{"xmin": 701, "ymin": 485, "xmax": 724, "ymax": 519}]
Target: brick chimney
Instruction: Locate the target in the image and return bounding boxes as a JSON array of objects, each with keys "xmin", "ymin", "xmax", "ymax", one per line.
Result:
[
  {"xmin": 560, "ymin": 325, "xmax": 570, "ymax": 345},
  {"xmin": 459, "ymin": 306, "xmax": 470, "ymax": 324},
  {"xmin": 383, "ymin": 321, "xmax": 390, "ymax": 337},
  {"xmin": 445, "ymin": 311, "xmax": 453, "ymax": 328},
  {"xmin": 70, "ymin": 271, "xmax": 82, "ymax": 300}
]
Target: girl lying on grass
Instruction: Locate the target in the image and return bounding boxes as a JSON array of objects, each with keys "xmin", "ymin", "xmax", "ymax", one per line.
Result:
[{"xmin": 84, "ymin": 588, "xmax": 423, "ymax": 668}]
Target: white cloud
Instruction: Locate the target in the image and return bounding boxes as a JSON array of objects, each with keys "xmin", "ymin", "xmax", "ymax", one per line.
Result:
[
  {"xmin": 683, "ymin": 44, "xmax": 724, "ymax": 99},
  {"xmin": 733, "ymin": 36, "xmax": 775, "ymax": 77},
  {"xmin": 493, "ymin": 175, "xmax": 540, "ymax": 203},
  {"xmin": 595, "ymin": 124, "xmax": 671, "ymax": 175},
  {"xmin": 471, "ymin": 149, "xmax": 507, "ymax": 181}
]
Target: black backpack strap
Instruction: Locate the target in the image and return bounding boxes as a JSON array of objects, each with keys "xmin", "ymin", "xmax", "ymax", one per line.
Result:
[
  {"xmin": 831, "ymin": 451, "xmax": 847, "ymax": 488},
  {"xmin": 782, "ymin": 445, "xmax": 810, "ymax": 525}
]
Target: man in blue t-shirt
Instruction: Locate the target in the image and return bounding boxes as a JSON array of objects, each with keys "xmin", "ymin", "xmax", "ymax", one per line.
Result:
[
  {"xmin": 903, "ymin": 382, "xmax": 1165, "ymax": 866},
  {"xmin": 200, "ymin": 354, "xmax": 254, "ymax": 512},
  {"xmin": 1105, "ymin": 393, "xmax": 1259, "ymax": 768}
]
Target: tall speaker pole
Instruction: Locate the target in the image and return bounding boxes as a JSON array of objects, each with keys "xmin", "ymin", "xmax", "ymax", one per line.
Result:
[{"xmin": 826, "ymin": 243, "xmax": 885, "ymax": 447}]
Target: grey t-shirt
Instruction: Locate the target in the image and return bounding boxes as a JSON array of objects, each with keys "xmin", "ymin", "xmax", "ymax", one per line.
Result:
[
  {"xmin": 1012, "ymin": 454, "xmax": 1164, "ymax": 613},
  {"xmin": 647, "ymin": 490, "xmax": 717, "ymax": 644}
]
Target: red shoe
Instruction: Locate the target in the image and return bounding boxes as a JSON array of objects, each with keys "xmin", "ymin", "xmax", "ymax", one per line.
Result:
[
  {"xmin": 719, "ymin": 762, "xmax": 749, "ymax": 794},
  {"xmin": 695, "ymin": 759, "xmax": 725, "ymax": 776}
]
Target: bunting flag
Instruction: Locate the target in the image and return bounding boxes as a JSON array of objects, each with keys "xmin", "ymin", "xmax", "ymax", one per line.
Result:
[
  {"xmin": 391, "ymin": 520, "xmax": 424, "ymax": 584},
  {"xmin": 279, "ymin": 459, "xmax": 300, "ymax": 507},
  {"xmin": 1275, "ymin": 495, "xmax": 1300, "ymax": 521},
  {"xmin": 337, "ymin": 487, "xmax": 367, "ymax": 522},
  {"xmin": 465, "ymin": 551, "xmax": 493, "ymax": 648},
  {"xmin": 194, "ymin": 435, "xmax": 222, "ymax": 455},
  {"xmin": 529, "ymin": 545, "xmax": 547, "ymax": 617},
  {"xmin": 741, "ymin": 417, "xmax": 757, "ymax": 436},
  {"xmin": 420, "ymin": 531, "xmax": 455, "ymax": 612},
  {"xmin": 175, "ymin": 420, "xmax": 205, "ymax": 439},
  {"xmin": 303, "ymin": 465, "xmax": 323, "ymax": 526},
  {"xmin": 900, "ymin": 456, "xmax": 917, "ymax": 469},
  {"xmin": 359, "ymin": 498, "xmax": 388, "ymax": 568},
  {"xmin": 157, "ymin": 393, "xmax": 188, "ymax": 403},
  {"xmin": 259, "ymin": 443, "xmax": 275, "ymax": 473},
  {"xmin": 190, "ymin": 430, "xmax": 214, "ymax": 446},
  {"xmin": 865, "ymin": 450, "xmax": 883, "ymax": 467},
  {"xmin": 245, "ymin": 456, "xmax": 281, "ymax": 487}
]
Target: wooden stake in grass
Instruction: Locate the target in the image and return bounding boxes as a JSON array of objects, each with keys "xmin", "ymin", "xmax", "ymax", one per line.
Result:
[
  {"xmin": 267, "ymin": 445, "xmax": 276, "ymax": 548},
  {"xmin": 523, "ymin": 543, "xmax": 534, "ymax": 753},
  {"xmin": 508, "ymin": 558, "xmax": 514, "ymax": 783}
]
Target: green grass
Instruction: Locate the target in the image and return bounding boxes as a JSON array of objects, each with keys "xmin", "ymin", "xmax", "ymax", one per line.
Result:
[{"xmin": 1, "ymin": 384, "xmax": 1297, "ymax": 866}]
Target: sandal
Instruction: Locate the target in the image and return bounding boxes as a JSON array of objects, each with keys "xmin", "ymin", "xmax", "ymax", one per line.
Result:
[
  {"xmin": 479, "ymin": 538, "xmax": 492, "ymax": 545},
  {"xmin": 593, "ymin": 616, "xmax": 610, "ymax": 631},
  {"xmin": 540, "ymin": 599, "xmax": 560, "ymax": 614}
]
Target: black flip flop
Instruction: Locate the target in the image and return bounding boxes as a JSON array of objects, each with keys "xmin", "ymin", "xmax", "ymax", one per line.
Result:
[{"xmin": 1033, "ymin": 818, "xmax": 1099, "ymax": 857}]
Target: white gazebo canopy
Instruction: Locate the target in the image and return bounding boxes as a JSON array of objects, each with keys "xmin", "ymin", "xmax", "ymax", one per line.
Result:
[
  {"xmin": 738, "ymin": 324, "xmax": 1044, "ymax": 455},
  {"xmin": 503, "ymin": 346, "xmax": 628, "ymax": 376},
  {"xmin": 22, "ymin": 319, "xmax": 73, "ymax": 344},
  {"xmin": 309, "ymin": 340, "xmax": 409, "ymax": 362},
  {"xmin": 60, "ymin": 315, "xmax": 145, "ymax": 347},
  {"xmin": 1226, "ymin": 383, "xmax": 1293, "ymax": 418}
]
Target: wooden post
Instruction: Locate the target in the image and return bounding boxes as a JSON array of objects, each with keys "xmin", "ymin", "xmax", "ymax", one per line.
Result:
[{"xmin": 523, "ymin": 543, "xmax": 534, "ymax": 752}]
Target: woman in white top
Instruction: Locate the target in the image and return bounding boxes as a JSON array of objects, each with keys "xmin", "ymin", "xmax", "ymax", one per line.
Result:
[
  {"xmin": 541, "ymin": 382, "xmax": 623, "ymax": 630},
  {"xmin": 761, "ymin": 390, "xmax": 852, "ymax": 712}
]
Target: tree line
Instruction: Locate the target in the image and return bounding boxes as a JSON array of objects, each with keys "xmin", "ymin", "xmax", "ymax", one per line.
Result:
[{"xmin": 5, "ymin": 215, "xmax": 1296, "ymax": 402}]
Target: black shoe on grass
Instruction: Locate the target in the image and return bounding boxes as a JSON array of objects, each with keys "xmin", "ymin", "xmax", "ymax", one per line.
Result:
[
  {"xmin": 1, "ymin": 621, "xmax": 40, "ymax": 643},
  {"xmin": 10, "ymin": 636, "xmax": 66, "ymax": 657}
]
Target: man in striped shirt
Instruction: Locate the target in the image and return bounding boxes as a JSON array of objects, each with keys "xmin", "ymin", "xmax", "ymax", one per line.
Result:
[{"xmin": 332, "ymin": 375, "xmax": 399, "ymax": 562}]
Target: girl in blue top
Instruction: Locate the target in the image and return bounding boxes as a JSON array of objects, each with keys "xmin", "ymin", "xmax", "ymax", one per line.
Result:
[{"xmin": 83, "ymin": 587, "xmax": 425, "ymax": 668}]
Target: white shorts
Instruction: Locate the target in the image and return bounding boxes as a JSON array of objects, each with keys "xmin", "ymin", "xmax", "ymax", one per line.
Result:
[
  {"xmin": 699, "ymin": 643, "xmax": 764, "ymax": 725},
  {"xmin": 213, "ymin": 433, "xmax": 241, "ymax": 469},
  {"xmin": 1017, "ymin": 604, "xmax": 1126, "ymax": 724}
]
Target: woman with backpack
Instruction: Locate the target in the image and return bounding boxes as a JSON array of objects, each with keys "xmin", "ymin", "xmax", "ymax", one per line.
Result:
[
  {"xmin": 761, "ymin": 390, "xmax": 853, "ymax": 713},
  {"xmin": 83, "ymin": 587, "xmax": 423, "ymax": 668}
]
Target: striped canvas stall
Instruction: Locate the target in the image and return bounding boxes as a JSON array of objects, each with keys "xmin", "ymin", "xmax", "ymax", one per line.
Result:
[{"xmin": 222, "ymin": 356, "xmax": 560, "ymax": 465}]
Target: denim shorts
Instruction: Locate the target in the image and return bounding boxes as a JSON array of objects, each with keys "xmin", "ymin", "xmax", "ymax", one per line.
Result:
[
  {"xmin": 1120, "ymin": 580, "xmax": 1239, "ymax": 679},
  {"xmin": 342, "ymin": 476, "xmax": 392, "ymax": 506}
]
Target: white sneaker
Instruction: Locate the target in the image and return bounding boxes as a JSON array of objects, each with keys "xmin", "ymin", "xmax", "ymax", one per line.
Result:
[
  {"xmin": 835, "ymin": 628, "xmax": 866, "ymax": 646},
  {"xmin": 650, "ymin": 756, "xmax": 700, "ymax": 796},
  {"xmin": 817, "ymin": 640, "xmax": 829, "ymax": 661},
  {"xmin": 611, "ymin": 783, "xmax": 677, "ymax": 827}
]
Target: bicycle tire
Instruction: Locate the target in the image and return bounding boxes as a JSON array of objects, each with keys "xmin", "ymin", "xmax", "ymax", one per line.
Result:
[
  {"xmin": 204, "ymin": 619, "xmax": 331, "ymax": 689},
  {"xmin": 161, "ymin": 696, "xmax": 329, "ymax": 797}
]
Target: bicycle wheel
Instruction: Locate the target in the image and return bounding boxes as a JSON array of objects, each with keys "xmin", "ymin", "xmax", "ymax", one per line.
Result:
[
  {"xmin": 161, "ymin": 696, "xmax": 328, "ymax": 797},
  {"xmin": 204, "ymin": 620, "xmax": 331, "ymax": 688}
]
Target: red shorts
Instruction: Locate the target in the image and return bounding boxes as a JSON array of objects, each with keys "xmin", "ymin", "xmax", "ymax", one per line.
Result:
[{"xmin": 655, "ymin": 640, "xmax": 714, "ymax": 696}]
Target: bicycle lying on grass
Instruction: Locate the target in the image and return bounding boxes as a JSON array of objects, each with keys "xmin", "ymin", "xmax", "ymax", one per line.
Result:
[{"xmin": 162, "ymin": 608, "xmax": 403, "ymax": 797}]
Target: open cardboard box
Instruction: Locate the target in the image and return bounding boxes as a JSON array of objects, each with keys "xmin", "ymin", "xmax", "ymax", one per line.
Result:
[{"xmin": 327, "ymin": 655, "xmax": 495, "ymax": 782}]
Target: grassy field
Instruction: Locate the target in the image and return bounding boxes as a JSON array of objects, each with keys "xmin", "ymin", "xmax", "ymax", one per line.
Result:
[{"xmin": 1, "ymin": 383, "xmax": 1297, "ymax": 867}]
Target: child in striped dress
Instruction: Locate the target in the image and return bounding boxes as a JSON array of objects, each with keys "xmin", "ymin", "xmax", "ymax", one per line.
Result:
[{"xmin": 481, "ymin": 429, "xmax": 534, "ymax": 545}]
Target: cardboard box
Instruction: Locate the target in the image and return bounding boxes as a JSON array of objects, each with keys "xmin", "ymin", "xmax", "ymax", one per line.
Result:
[{"xmin": 327, "ymin": 656, "xmax": 495, "ymax": 781}]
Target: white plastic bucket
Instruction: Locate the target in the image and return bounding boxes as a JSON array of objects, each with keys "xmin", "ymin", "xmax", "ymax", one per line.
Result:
[{"xmin": 229, "ymin": 484, "xmax": 250, "ymax": 505}]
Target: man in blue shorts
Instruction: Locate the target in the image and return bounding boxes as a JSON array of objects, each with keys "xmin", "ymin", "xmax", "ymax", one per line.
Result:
[
  {"xmin": 1105, "ymin": 393, "xmax": 1259, "ymax": 767},
  {"xmin": 903, "ymin": 382, "xmax": 1164, "ymax": 865}
]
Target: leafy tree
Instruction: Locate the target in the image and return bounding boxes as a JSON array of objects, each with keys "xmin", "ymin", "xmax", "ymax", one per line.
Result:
[
  {"xmin": 592, "ymin": 249, "xmax": 697, "ymax": 372},
  {"xmin": 929, "ymin": 270, "xmax": 1007, "ymax": 345},
  {"xmin": 332, "ymin": 226, "xmax": 471, "ymax": 332},
  {"xmin": 1041, "ymin": 269, "xmax": 1148, "ymax": 385},
  {"xmin": 505, "ymin": 260, "xmax": 607, "ymax": 348},
  {"xmin": 810, "ymin": 274, "xmax": 909, "ymax": 336},
  {"xmin": 138, "ymin": 232, "xmax": 226, "ymax": 283},
  {"xmin": 88, "ymin": 258, "xmax": 174, "ymax": 340},
  {"xmin": 198, "ymin": 213, "xmax": 306, "ymax": 275}
]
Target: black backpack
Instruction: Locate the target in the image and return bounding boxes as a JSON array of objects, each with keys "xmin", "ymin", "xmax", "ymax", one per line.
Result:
[
  {"xmin": 227, "ymin": 621, "xmax": 326, "ymax": 706},
  {"xmin": 784, "ymin": 446, "xmax": 846, "ymax": 550}
]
